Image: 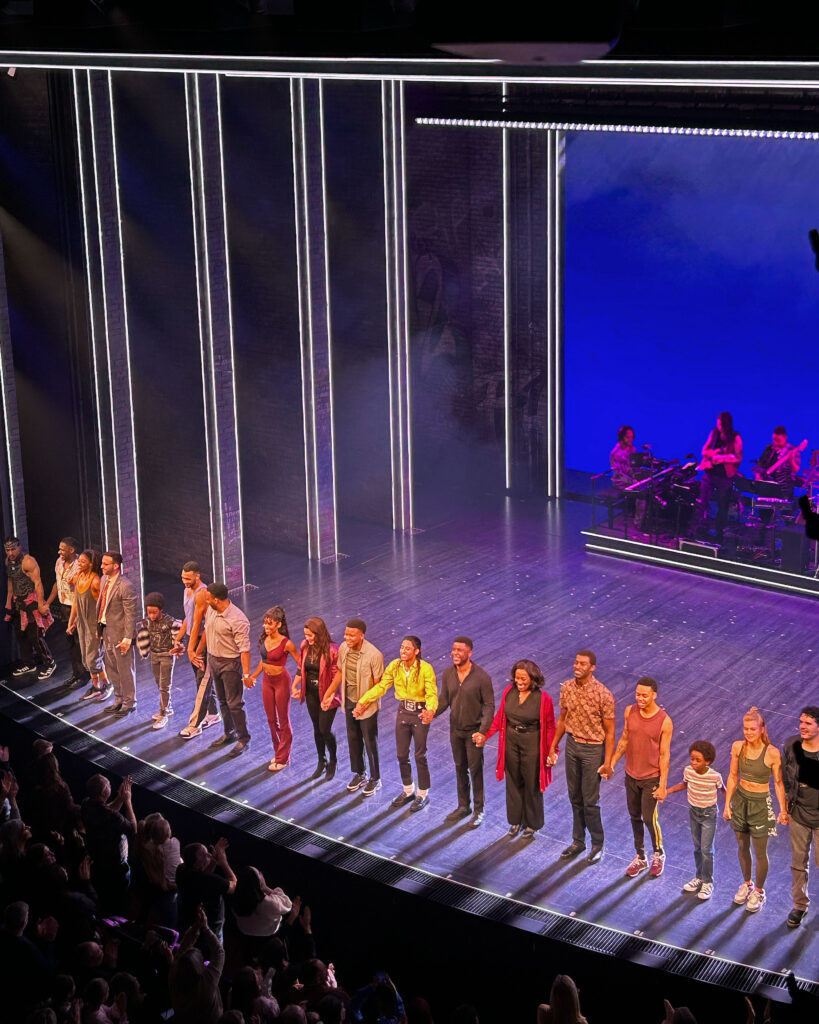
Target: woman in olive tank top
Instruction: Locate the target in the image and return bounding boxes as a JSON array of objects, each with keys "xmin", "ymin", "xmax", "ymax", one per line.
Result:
[{"xmin": 724, "ymin": 707, "xmax": 789, "ymax": 914}]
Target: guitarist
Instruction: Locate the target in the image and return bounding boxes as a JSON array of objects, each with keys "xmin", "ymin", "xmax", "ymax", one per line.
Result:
[
  {"xmin": 754, "ymin": 426, "xmax": 804, "ymax": 498},
  {"xmin": 697, "ymin": 411, "xmax": 742, "ymax": 543}
]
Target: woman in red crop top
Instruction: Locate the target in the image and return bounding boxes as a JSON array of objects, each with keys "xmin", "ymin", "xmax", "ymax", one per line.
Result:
[
  {"xmin": 292, "ymin": 617, "xmax": 341, "ymax": 781},
  {"xmin": 247, "ymin": 606, "xmax": 299, "ymax": 772}
]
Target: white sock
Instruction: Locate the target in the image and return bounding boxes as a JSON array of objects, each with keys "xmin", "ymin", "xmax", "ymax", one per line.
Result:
[
  {"xmin": 416, "ymin": 789, "xmax": 428, "ymax": 798},
  {"xmin": 403, "ymin": 784, "xmax": 414, "ymax": 796}
]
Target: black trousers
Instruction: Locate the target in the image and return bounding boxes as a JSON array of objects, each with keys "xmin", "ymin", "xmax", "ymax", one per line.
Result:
[
  {"xmin": 451, "ymin": 728, "xmax": 485, "ymax": 811},
  {"xmin": 505, "ymin": 728, "xmax": 544, "ymax": 830},
  {"xmin": 699, "ymin": 472, "xmax": 734, "ymax": 542},
  {"xmin": 209, "ymin": 655, "xmax": 250, "ymax": 744},
  {"xmin": 395, "ymin": 708, "xmax": 430, "ymax": 789},
  {"xmin": 305, "ymin": 682, "xmax": 338, "ymax": 762},
  {"xmin": 55, "ymin": 601, "xmax": 86, "ymax": 678},
  {"xmin": 17, "ymin": 614, "xmax": 53, "ymax": 668},
  {"xmin": 345, "ymin": 701, "xmax": 380, "ymax": 779},
  {"xmin": 625, "ymin": 773, "xmax": 663, "ymax": 855}
]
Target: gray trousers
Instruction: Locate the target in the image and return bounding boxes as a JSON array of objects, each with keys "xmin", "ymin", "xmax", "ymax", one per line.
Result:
[
  {"xmin": 790, "ymin": 815, "xmax": 819, "ymax": 911},
  {"xmin": 151, "ymin": 652, "xmax": 174, "ymax": 714},
  {"xmin": 102, "ymin": 635, "xmax": 136, "ymax": 708}
]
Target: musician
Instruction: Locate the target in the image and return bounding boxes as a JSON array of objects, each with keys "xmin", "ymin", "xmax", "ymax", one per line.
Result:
[
  {"xmin": 610, "ymin": 425, "xmax": 638, "ymax": 490},
  {"xmin": 698, "ymin": 411, "xmax": 742, "ymax": 543},
  {"xmin": 754, "ymin": 426, "xmax": 801, "ymax": 498}
]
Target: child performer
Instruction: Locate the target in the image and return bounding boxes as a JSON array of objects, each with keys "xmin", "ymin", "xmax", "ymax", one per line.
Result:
[
  {"xmin": 667, "ymin": 740, "xmax": 724, "ymax": 900},
  {"xmin": 136, "ymin": 592, "xmax": 183, "ymax": 730}
]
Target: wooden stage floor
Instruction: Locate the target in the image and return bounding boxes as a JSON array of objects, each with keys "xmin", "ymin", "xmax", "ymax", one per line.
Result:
[{"xmin": 7, "ymin": 496, "xmax": 819, "ymax": 985}]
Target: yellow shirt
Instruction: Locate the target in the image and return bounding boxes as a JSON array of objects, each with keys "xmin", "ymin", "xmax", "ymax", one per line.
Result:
[{"xmin": 359, "ymin": 657, "xmax": 438, "ymax": 711}]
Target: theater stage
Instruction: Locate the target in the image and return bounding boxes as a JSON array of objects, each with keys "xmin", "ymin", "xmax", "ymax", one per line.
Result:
[{"xmin": 4, "ymin": 496, "xmax": 818, "ymax": 997}]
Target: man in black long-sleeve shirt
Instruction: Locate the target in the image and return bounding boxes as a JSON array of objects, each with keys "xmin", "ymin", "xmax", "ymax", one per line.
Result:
[{"xmin": 435, "ymin": 636, "xmax": 494, "ymax": 828}]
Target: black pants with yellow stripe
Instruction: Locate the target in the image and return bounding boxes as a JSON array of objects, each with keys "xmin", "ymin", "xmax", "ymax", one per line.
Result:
[{"xmin": 626, "ymin": 773, "xmax": 663, "ymax": 856}]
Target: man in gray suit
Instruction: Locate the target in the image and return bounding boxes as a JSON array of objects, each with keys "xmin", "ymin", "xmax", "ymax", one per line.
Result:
[{"xmin": 96, "ymin": 551, "xmax": 138, "ymax": 716}]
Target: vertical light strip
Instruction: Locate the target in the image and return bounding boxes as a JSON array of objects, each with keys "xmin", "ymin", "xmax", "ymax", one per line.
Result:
[
  {"xmin": 501, "ymin": 81, "xmax": 511, "ymax": 490},
  {"xmin": 107, "ymin": 70, "xmax": 144, "ymax": 582},
  {"xmin": 317, "ymin": 80, "xmax": 339, "ymax": 556},
  {"xmin": 390, "ymin": 82, "xmax": 406, "ymax": 531},
  {"xmin": 71, "ymin": 70, "xmax": 107, "ymax": 545},
  {"xmin": 554, "ymin": 130, "xmax": 564, "ymax": 499},
  {"xmin": 87, "ymin": 71, "xmax": 120, "ymax": 551},
  {"xmin": 398, "ymin": 80, "xmax": 413, "ymax": 531},
  {"xmin": 290, "ymin": 78, "xmax": 315, "ymax": 559},
  {"xmin": 193, "ymin": 74, "xmax": 227, "ymax": 580},
  {"xmin": 184, "ymin": 74, "xmax": 218, "ymax": 580},
  {"xmin": 0, "ymin": 266, "xmax": 17, "ymax": 533},
  {"xmin": 381, "ymin": 80, "xmax": 397, "ymax": 530},
  {"xmin": 546, "ymin": 131, "xmax": 555, "ymax": 497},
  {"xmin": 215, "ymin": 73, "xmax": 246, "ymax": 582},
  {"xmin": 298, "ymin": 78, "xmax": 322, "ymax": 559}
]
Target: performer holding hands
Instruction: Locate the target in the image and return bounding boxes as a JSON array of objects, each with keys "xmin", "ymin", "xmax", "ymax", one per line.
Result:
[{"xmin": 724, "ymin": 707, "xmax": 789, "ymax": 914}]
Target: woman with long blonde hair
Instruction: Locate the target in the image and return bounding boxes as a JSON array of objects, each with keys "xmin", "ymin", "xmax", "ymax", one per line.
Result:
[{"xmin": 723, "ymin": 706, "xmax": 789, "ymax": 913}]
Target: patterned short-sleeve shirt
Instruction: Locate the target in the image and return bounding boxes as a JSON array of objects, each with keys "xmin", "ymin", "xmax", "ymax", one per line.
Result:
[{"xmin": 559, "ymin": 675, "xmax": 615, "ymax": 743}]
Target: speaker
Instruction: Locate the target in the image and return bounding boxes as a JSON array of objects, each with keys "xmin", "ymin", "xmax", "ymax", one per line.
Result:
[{"xmin": 779, "ymin": 526, "xmax": 810, "ymax": 573}]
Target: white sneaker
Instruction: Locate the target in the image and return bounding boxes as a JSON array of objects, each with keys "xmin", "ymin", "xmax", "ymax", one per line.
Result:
[
  {"xmin": 745, "ymin": 887, "xmax": 766, "ymax": 913},
  {"xmin": 698, "ymin": 882, "xmax": 713, "ymax": 901},
  {"xmin": 153, "ymin": 715, "xmax": 170, "ymax": 730},
  {"xmin": 682, "ymin": 877, "xmax": 702, "ymax": 893},
  {"xmin": 179, "ymin": 724, "xmax": 202, "ymax": 739},
  {"xmin": 201, "ymin": 713, "xmax": 221, "ymax": 729},
  {"xmin": 733, "ymin": 880, "xmax": 754, "ymax": 905}
]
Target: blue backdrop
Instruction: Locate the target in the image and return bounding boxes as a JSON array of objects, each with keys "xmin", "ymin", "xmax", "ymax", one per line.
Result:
[{"xmin": 564, "ymin": 132, "xmax": 819, "ymax": 475}]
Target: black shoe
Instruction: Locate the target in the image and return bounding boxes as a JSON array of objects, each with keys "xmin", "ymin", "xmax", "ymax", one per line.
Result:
[
  {"xmin": 347, "ymin": 772, "xmax": 366, "ymax": 792},
  {"xmin": 325, "ymin": 760, "xmax": 337, "ymax": 781},
  {"xmin": 361, "ymin": 778, "xmax": 381, "ymax": 797},
  {"xmin": 209, "ymin": 733, "xmax": 236, "ymax": 749},
  {"xmin": 468, "ymin": 811, "xmax": 484, "ymax": 828},
  {"xmin": 787, "ymin": 908, "xmax": 808, "ymax": 928},
  {"xmin": 410, "ymin": 794, "xmax": 429, "ymax": 813},
  {"xmin": 445, "ymin": 805, "xmax": 470, "ymax": 823},
  {"xmin": 521, "ymin": 827, "xmax": 536, "ymax": 839},
  {"xmin": 309, "ymin": 761, "xmax": 326, "ymax": 781},
  {"xmin": 114, "ymin": 705, "xmax": 136, "ymax": 717},
  {"xmin": 586, "ymin": 844, "xmax": 604, "ymax": 864},
  {"xmin": 507, "ymin": 824, "xmax": 521, "ymax": 837},
  {"xmin": 560, "ymin": 841, "xmax": 586, "ymax": 860},
  {"xmin": 103, "ymin": 702, "xmax": 123, "ymax": 715},
  {"xmin": 391, "ymin": 790, "xmax": 415, "ymax": 809},
  {"xmin": 230, "ymin": 740, "xmax": 250, "ymax": 756}
]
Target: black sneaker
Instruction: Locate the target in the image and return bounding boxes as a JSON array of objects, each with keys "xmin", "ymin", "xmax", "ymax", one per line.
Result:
[
  {"xmin": 361, "ymin": 778, "xmax": 381, "ymax": 797},
  {"xmin": 80, "ymin": 685, "xmax": 101, "ymax": 701},
  {"xmin": 37, "ymin": 661, "xmax": 57, "ymax": 680},
  {"xmin": 346, "ymin": 773, "xmax": 366, "ymax": 792},
  {"xmin": 787, "ymin": 908, "xmax": 808, "ymax": 928},
  {"xmin": 12, "ymin": 664, "xmax": 35, "ymax": 677}
]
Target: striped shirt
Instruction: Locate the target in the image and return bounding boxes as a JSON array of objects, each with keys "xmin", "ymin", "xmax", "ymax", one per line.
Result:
[{"xmin": 683, "ymin": 765, "xmax": 723, "ymax": 807}]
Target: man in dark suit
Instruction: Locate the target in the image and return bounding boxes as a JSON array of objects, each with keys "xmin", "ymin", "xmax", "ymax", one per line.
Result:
[{"xmin": 96, "ymin": 551, "xmax": 138, "ymax": 716}]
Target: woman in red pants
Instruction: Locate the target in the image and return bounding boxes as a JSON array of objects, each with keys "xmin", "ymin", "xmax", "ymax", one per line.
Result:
[
  {"xmin": 247, "ymin": 606, "xmax": 300, "ymax": 772},
  {"xmin": 292, "ymin": 617, "xmax": 341, "ymax": 780}
]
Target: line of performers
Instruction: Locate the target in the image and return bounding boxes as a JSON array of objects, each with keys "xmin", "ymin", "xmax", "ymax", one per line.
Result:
[
  {"xmin": 609, "ymin": 413, "xmax": 812, "ymax": 544},
  {"xmin": 4, "ymin": 538, "xmax": 819, "ymax": 929}
]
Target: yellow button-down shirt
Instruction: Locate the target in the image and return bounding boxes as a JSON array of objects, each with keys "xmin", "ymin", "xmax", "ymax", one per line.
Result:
[{"xmin": 359, "ymin": 657, "xmax": 438, "ymax": 711}]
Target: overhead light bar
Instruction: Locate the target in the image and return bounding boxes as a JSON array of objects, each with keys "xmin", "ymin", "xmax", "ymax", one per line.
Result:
[{"xmin": 416, "ymin": 117, "xmax": 819, "ymax": 140}]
